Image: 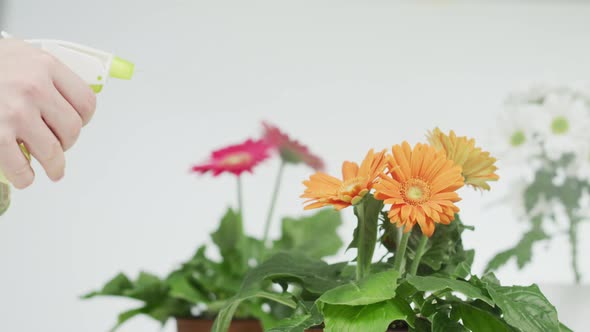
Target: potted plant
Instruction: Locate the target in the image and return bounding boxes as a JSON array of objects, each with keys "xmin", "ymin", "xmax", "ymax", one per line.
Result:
[
  {"xmin": 84, "ymin": 123, "xmax": 344, "ymax": 331},
  {"xmin": 211, "ymin": 129, "xmax": 572, "ymax": 332},
  {"xmin": 486, "ymin": 83, "xmax": 590, "ymax": 283}
]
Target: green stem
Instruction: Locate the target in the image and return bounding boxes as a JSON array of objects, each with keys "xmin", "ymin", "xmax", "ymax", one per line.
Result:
[
  {"xmin": 237, "ymin": 176, "xmax": 244, "ymax": 219},
  {"xmin": 393, "ymin": 231, "xmax": 410, "ymax": 273},
  {"xmin": 262, "ymin": 161, "xmax": 285, "ymax": 245},
  {"xmin": 567, "ymin": 211, "xmax": 581, "ymax": 284},
  {"xmin": 409, "ymin": 235, "xmax": 429, "ymax": 276},
  {"xmin": 355, "ymin": 200, "xmax": 367, "ymax": 281}
]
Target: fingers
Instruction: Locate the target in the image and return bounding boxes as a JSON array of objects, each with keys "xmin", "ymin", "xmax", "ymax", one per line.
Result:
[
  {"xmin": 20, "ymin": 118, "xmax": 65, "ymax": 182},
  {"xmin": 0, "ymin": 131, "xmax": 34, "ymax": 189},
  {"xmin": 47, "ymin": 53, "xmax": 96, "ymax": 125},
  {"xmin": 42, "ymin": 88, "xmax": 83, "ymax": 151}
]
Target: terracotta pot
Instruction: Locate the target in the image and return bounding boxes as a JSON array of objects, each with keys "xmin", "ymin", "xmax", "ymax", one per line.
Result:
[
  {"xmin": 176, "ymin": 318, "xmax": 408, "ymax": 332},
  {"xmin": 176, "ymin": 318, "xmax": 263, "ymax": 332}
]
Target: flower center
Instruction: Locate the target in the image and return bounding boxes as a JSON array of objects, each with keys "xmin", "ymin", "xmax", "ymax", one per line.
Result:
[
  {"xmin": 221, "ymin": 152, "xmax": 252, "ymax": 166},
  {"xmin": 510, "ymin": 130, "xmax": 526, "ymax": 147},
  {"xmin": 402, "ymin": 178, "xmax": 431, "ymax": 205},
  {"xmin": 551, "ymin": 116, "xmax": 569, "ymax": 135},
  {"xmin": 337, "ymin": 177, "xmax": 368, "ymax": 204}
]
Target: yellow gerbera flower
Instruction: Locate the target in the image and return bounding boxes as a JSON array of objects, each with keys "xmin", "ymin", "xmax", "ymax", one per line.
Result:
[
  {"xmin": 427, "ymin": 128, "xmax": 499, "ymax": 191},
  {"xmin": 301, "ymin": 149, "xmax": 387, "ymax": 211},
  {"xmin": 374, "ymin": 142, "xmax": 464, "ymax": 237}
]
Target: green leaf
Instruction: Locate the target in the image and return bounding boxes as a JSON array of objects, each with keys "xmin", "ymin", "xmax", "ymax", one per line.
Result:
[
  {"xmin": 110, "ymin": 307, "xmax": 145, "ymax": 332},
  {"xmin": 211, "ymin": 208, "xmax": 243, "ymax": 254},
  {"xmin": 380, "ymin": 212, "xmax": 399, "ymax": 252},
  {"xmin": 211, "ymin": 208, "xmax": 250, "ymax": 275},
  {"xmin": 211, "ymin": 300, "xmax": 242, "ymax": 332},
  {"xmin": 560, "ymin": 322, "xmax": 574, "ymax": 332},
  {"xmin": 211, "ymin": 290, "xmax": 296, "ymax": 332},
  {"xmin": 486, "ymin": 283, "xmax": 560, "ymax": 332},
  {"xmin": 406, "ymin": 275, "xmax": 494, "ymax": 306},
  {"xmin": 319, "ymin": 269, "xmax": 399, "ymax": 306},
  {"xmin": 350, "ymin": 195, "xmax": 384, "ymax": 278},
  {"xmin": 83, "ymin": 272, "xmax": 192, "ymax": 330},
  {"xmin": 123, "ymin": 272, "xmax": 168, "ymax": 303},
  {"xmin": 272, "ymin": 209, "xmax": 343, "ymax": 259},
  {"xmin": 267, "ymin": 303, "xmax": 323, "ymax": 332},
  {"xmin": 524, "ymin": 168, "xmax": 555, "ymax": 213},
  {"xmin": 452, "ymin": 302, "xmax": 513, "ymax": 332},
  {"xmin": 82, "ymin": 273, "xmax": 133, "ymax": 298},
  {"xmin": 411, "ymin": 318, "xmax": 432, "ymax": 332},
  {"xmin": 485, "ymin": 226, "xmax": 548, "ymax": 272},
  {"xmin": 322, "ymin": 298, "xmax": 412, "ymax": 332},
  {"xmin": 166, "ymin": 270, "xmax": 207, "ymax": 303},
  {"xmin": 407, "ymin": 214, "xmax": 473, "ymax": 276},
  {"xmin": 451, "ymin": 250, "xmax": 474, "ymax": 279},
  {"xmin": 240, "ymin": 252, "xmax": 349, "ymax": 295},
  {"xmin": 211, "ymin": 252, "xmax": 349, "ymax": 332},
  {"xmin": 431, "ymin": 312, "xmax": 468, "ymax": 332}
]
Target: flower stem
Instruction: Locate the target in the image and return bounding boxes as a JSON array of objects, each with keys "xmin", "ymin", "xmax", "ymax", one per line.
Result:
[
  {"xmin": 237, "ymin": 176, "xmax": 244, "ymax": 218},
  {"xmin": 409, "ymin": 234, "xmax": 429, "ymax": 276},
  {"xmin": 393, "ymin": 231, "xmax": 410, "ymax": 273},
  {"xmin": 355, "ymin": 202, "xmax": 367, "ymax": 281},
  {"xmin": 262, "ymin": 161, "xmax": 286, "ymax": 245},
  {"xmin": 566, "ymin": 211, "xmax": 581, "ymax": 284}
]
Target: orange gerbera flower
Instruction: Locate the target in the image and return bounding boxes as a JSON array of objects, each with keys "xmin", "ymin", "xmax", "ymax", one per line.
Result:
[
  {"xmin": 374, "ymin": 142, "xmax": 464, "ymax": 237},
  {"xmin": 427, "ymin": 128, "xmax": 499, "ymax": 191},
  {"xmin": 301, "ymin": 149, "xmax": 387, "ymax": 211}
]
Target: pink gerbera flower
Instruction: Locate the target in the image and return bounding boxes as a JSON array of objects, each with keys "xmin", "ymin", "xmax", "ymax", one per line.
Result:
[
  {"xmin": 191, "ymin": 139, "xmax": 271, "ymax": 176},
  {"xmin": 262, "ymin": 122, "xmax": 325, "ymax": 171}
]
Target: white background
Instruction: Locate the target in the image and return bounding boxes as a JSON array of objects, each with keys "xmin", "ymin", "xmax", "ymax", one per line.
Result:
[{"xmin": 1, "ymin": 1, "xmax": 589, "ymax": 331}]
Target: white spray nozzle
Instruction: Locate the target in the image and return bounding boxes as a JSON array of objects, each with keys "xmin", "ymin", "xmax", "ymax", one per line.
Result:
[{"xmin": 1, "ymin": 31, "xmax": 134, "ymax": 93}]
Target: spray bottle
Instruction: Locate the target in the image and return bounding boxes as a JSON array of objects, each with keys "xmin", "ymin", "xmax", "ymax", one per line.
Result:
[{"xmin": 0, "ymin": 31, "xmax": 134, "ymax": 215}]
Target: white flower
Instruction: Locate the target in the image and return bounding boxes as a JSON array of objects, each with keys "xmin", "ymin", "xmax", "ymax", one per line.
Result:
[
  {"xmin": 492, "ymin": 105, "xmax": 542, "ymax": 167},
  {"xmin": 566, "ymin": 140, "xmax": 590, "ymax": 182},
  {"xmin": 536, "ymin": 93, "xmax": 590, "ymax": 161}
]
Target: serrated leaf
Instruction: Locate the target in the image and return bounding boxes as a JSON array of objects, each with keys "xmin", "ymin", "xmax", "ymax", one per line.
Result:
[
  {"xmin": 322, "ymin": 298, "xmax": 412, "ymax": 332},
  {"xmin": 266, "ymin": 303, "xmax": 323, "ymax": 332},
  {"xmin": 451, "ymin": 249, "xmax": 474, "ymax": 279},
  {"xmin": 406, "ymin": 276, "xmax": 494, "ymax": 306},
  {"xmin": 110, "ymin": 307, "xmax": 145, "ymax": 332},
  {"xmin": 485, "ymin": 227, "xmax": 549, "ymax": 272},
  {"xmin": 211, "ymin": 208, "xmax": 250, "ymax": 275},
  {"xmin": 486, "ymin": 283, "xmax": 560, "ymax": 332},
  {"xmin": 524, "ymin": 168, "xmax": 555, "ymax": 213},
  {"xmin": 212, "ymin": 252, "xmax": 349, "ymax": 332},
  {"xmin": 411, "ymin": 317, "xmax": 432, "ymax": 332},
  {"xmin": 319, "ymin": 269, "xmax": 399, "ymax": 306},
  {"xmin": 82, "ymin": 273, "xmax": 133, "ymax": 298},
  {"xmin": 452, "ymin": 302, "xmax": 513, "ymax": 332},
  {"xmin": 211, "ymin": 290, "xmax": 296, "ymax": 332},
  {"xmin": 407, "ymin": 214, "xmax": 473, "ymax": 276},
  {"xmin": 240, "ymin": 252, "xmax": 349, "ymax": 295},
  {"xmin": 272, "ymin": 209, "xmax": 343, "ymax": 259},
  {"xmin": 166, "ymin": 270, "xmax": 207, "ymax": 303},
  {"xmin": 431, "ymin": 312, "xmax": 468, "ymax": 332},
  {"xmin": 380, "ymin": 213, "xmax": 399, "ymax": 252},
  {"xmin": 123, "ymin": 272, "xmax": 168, "ymax": 303}
]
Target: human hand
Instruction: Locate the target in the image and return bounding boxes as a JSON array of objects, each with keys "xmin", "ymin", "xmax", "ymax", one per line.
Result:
[{"xmin": 0, "ymin": 38, "xmax": 96, "ymax": 189}]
